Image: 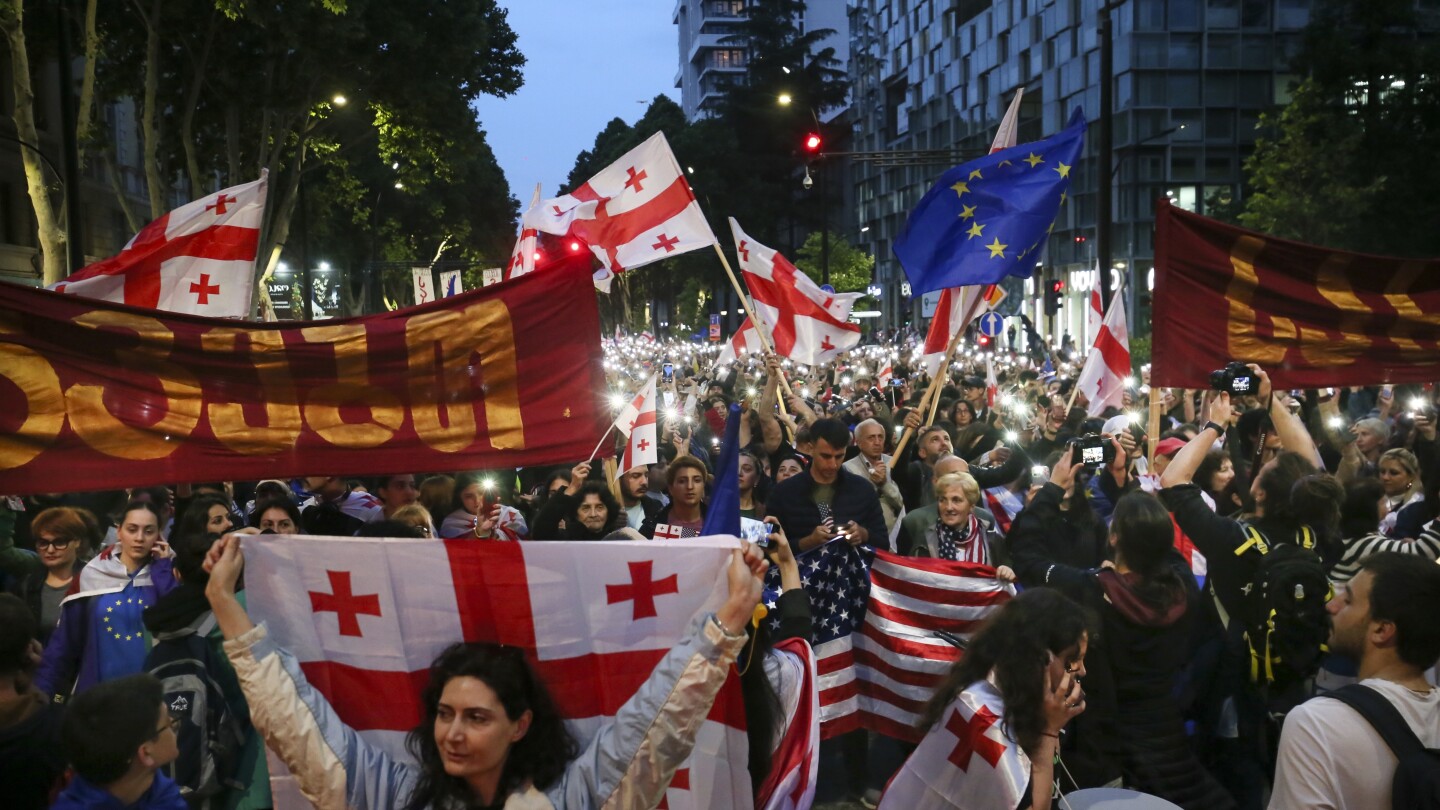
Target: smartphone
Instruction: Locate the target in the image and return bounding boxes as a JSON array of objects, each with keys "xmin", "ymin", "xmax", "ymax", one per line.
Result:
[
  {"xmin": 662, "ymin": 363, "xmax": 674, "ymax": 384},
  {"xmin": 891, "ymin": 378, "xmax": 904, "ymax": 387},
  {"xmin": 1030, "ymin": 465, "xmax": 1050, "ymax": 486}
]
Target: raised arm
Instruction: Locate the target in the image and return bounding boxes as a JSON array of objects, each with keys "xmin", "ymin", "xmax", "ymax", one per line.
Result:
[
  {"xmin": 1161, "ymin": 393, "xmax": 1231, "ymax": 488},
  {"xmin": 1250, "ymin": 365, "xmax": 1322, "ymax": 468}
]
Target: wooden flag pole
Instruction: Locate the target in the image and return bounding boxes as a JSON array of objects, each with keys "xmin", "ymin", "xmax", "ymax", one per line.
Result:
[
  {"xmin": 602, "ymin": 456, "xmax": 623, "ymax": 505},
  {"xmin": 1146, "ymin": 386, "xmax": 1163, "ymax": 470},
  {"xmin": 890, "ymin": 326, "xmax": 966, "ymax": 469},
  {"xmin": 712, "ymin": 243, "xmax": 796, "ymax": 402},
  {"xmin": 586, "ymin": 423, "xmax": 617, "ymax": 464}
]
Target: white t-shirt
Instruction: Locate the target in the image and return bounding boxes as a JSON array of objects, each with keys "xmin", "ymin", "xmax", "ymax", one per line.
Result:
[{"xmin": 1270, "ymin": 678, "xmax": 1440, "ymax": 810}]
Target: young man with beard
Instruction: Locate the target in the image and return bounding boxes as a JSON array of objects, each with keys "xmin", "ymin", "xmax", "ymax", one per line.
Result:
[
  {"xmin": 618, "ymin": 464, "xmax": 662, "ymax": 530},
  {"xmin": 1269, "ymin": 553, "xmax": 1440, "ymax": 809}
]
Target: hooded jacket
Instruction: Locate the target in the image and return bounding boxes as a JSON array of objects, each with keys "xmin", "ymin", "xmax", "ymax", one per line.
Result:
[{"xmin": 51, "ymin": 772, "xmax": 189, "ymax": 810}]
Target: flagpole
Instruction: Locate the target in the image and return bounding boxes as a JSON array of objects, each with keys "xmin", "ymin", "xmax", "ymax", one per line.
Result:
[
  {"xmin": 1146, "ymin": 386, "xmax": 1163, "ymax": 469},
  {"xmin": 586, "ymin": 423, "xmax": 616, "ymax": 464},
  {"xmin": 891, "ymin": 325, "xmax": 966, "ymax": 469},
  {"xmin": 711, "ymin": 243, "xmax": 797, "ymax": 401}
]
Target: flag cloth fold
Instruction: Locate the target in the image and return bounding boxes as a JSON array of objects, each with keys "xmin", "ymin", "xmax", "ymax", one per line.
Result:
[
  {"xmin": 921, "ymin": 286, "xmax": 1004, "ymax": 377},
  {"xmin": 715, "ymin": 316, "xmax": 767, "ymax": 367},
  {"xmin": 1075, "ymin": 287, "xmax": 1131, "ymax": 416},
  {"xmin": 537, "ymin": 131, "xmax": 716, "ymax": 290},
  {"xmin": 244, "ymin": 535, "xmax": 755, "ymax": 809},
  {"xmin": 894, "ymin": 109, "xmax": 1086, "ymax": 296},
  {"xmin": 762, "ymin": 546, "xmax": 1013, "ymax": 741},
  {"xmin": 729, "ymin": 218, "xmax": 861, "ymax": 365},
  {"xmin": 700, "ymin": 404, "xmax": 742, "ymax": 537},
  {"xmin": 52, "ymin": 173, "xmax": 267, "ymax": 318},
  {"xmin": 506, "ymin": 183, "xmax": 542, "ymax": 280},
  {"xmin": 617, "ymin": 374, "xmax": 659, "ymax": 474}
]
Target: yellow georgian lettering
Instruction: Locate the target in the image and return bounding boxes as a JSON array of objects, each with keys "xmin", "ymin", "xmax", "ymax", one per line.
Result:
[
  {"xmin": 300, "ymin": 324, "xmax": 403, "ymax": 449},
  {"xmin": 0, "ymin": 313, "xmax": 65, "ymax": 471},
  {"xmin": 1224, "ymin": 236, "xmax": 1285, "ymax": 364},
  {"xmin": 64, "ymin": 311, "xmax": 201, "ymax": 460},
  {"xmin": 1302, "ymin": 254, "xmax": 1371, "ymax": 367},
  {"xmin": 200, "ymin": 328, "xmax": 302, "ymax": 454},
  {"xmin": 404, "ymin": 300, "xmax": 524, "ymax": 452}
]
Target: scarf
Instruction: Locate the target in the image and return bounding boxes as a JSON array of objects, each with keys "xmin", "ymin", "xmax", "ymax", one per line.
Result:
[{"xmin": 936, "ymin": 515, "xmax": 987, "ymax": 565}]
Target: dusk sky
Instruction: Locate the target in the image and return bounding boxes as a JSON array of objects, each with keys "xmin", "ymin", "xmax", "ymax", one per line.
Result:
[{"xmin": 474, "ymin": 1, "xmax": 680, "ymax": 204}]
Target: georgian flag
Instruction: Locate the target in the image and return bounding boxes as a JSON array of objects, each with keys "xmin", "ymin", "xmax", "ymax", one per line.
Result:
[
  {"xmin": 51, "ymin": 173, "xmax": 266, "ymax": 318},
  {"xmin": 757, "ymin": 637, "xmax": 820, "ymax": 810},
  {"xmin": 244, "ymin": 536, "xmax": 754, "ymax": 809},
  {"xmin": 507, "ymin": 184, "xmax": 543, "ymax": 280},
  {"xmin": 729, "ymin": 219, "xmax": 861, "ymax": 365},
  {"xmin": 715, "ymin": 316, "xmax": 767, "ymax": 367},
  {"xmin": 1087, "ymin": 284, "xmax": 1104, "ymax": 348},
  {"xmin": 535, "ymin": 131, "xmax": 717, "ymax": 291},
  {"xmin": 618, "ymin": 374, "xmax": 659, "ymax": 473},
  {"xmin": 876, "ymin": 679, "xmax": 1030, "ymax": 810},
  {"xmin": 921, "ymin": 285, "xmax": 1005, "ymax": 377},
  {"xmin": 1075, "ymin": 287, "xmax": 1131, "ymax": 416}
]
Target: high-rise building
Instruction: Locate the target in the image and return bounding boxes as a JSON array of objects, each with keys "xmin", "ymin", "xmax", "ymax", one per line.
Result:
[
  {"xmin": 848, "ymin": 0, "xmax": 1315, "ymax": 342},
  {"xmin": 674, "ymin": 0, "xmax": 851, "ymax": 122}
]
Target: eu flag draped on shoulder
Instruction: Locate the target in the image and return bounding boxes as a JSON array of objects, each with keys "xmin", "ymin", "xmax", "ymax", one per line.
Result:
[{"xmin": 894, "ymin": 108, "xmax": 1087, "ymax": 295}]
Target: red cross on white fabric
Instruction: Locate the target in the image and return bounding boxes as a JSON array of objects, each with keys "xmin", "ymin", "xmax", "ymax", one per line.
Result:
[
  {"xmin": 605, "ymin": 560, "xmax": 679, "ymax": 621},
  {"xmin": 652, "ymin": 233, "xmax": 680, "ymax": 253},
  {"xmin": 636, "ymin": 438, "xmax": 651, "ymax": 453},
  {"xmin": 820, "ymin": 335, "xmax": 835, "ymax": 352},
  {"xmin": 205, "ymin": 194, "xmax": 238, "ymax": 215},
  {"xmin": 737, "ymin": 240, "xmax": 750, "ymax": 262},
  {"xmin": 189, "ymin": 273, "xmax": 220, "ymax": 304},
  {"xmin": 945, "ymin": 705, "xmax": 1006, "ymax": 771},
  {"xmin": 652, "ymin": 524, "xmax": 686, "ymax": 540},
  {"xmin": 309, "ymin": 570, "xmax": 382, "ymax": 637},
  {"xmin": 624, "ymin": 166, "xmax": 648, "ymax": 193}
]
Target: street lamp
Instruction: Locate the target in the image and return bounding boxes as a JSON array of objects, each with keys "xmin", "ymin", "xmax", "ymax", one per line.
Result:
[
  {"xmin": 332, "ymin": 94, "xmax": 348, "ymax": 107},
  {"xmin": 777, "ymin": 93, "xmax": 793, "ymax": 106}
]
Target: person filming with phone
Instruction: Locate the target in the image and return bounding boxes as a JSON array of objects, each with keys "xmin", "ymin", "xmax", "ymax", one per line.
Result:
[{"xmin": 766, "ymin": 419, "xmax": 886, "ymax": 553}]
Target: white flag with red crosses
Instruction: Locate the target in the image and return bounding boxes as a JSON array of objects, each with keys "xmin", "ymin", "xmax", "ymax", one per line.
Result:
[
  {"xmin": 244, "ymin": 535, "xmax": 754, "ymax": 809},
  {"xmin": 728, "ymin": 218, "xmax": 861, "ymax": 365},
  {"xmin": 618, "ymin": 373, "xmax": 659, "ymax": 473},
  {"xmin": 50, "ymin": 173, "xmax": 266, "ymax": 319}
]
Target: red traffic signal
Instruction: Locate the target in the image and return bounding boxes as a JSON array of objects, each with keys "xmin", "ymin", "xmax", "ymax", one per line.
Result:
[
  {"xmin": 977, "ymin": 334, "xmax": 991, "ymax": 346},
  {"xmin": 1051, "ymin": 280, "xmax": 1064, "ymax": 293},
  {"xmin": 803, "ymin": 132, "xmax": 822, "ymax": 152}
]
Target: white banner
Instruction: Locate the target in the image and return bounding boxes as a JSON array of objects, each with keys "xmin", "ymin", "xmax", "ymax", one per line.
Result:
[{"xmin": 411, "ymin": 267, "xmax": 433, "ymax": 305}]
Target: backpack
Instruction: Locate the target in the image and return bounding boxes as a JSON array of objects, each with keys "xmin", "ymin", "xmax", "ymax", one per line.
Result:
[
  {"xmin": 145, "ymin": 616, "xmax": 249, "ymax": 806},
  {"xmin": 1327, "ymin": 684, "xmax": 1440, "ymax": 809},
  {"xmin": 1233, "ymin": 523, "xmax": 1332, "ymax": 687}
]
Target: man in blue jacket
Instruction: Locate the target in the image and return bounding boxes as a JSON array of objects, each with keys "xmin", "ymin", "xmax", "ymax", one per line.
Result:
[
  {"xmin": 767, "ymin": 418, "xmax": 887, "ymax": 552},
  {"xmin": 54, "ymin": 673, "xmax": 187, "ymax": 809}
]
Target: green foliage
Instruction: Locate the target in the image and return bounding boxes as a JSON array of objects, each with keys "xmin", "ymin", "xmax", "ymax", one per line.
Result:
[
  {"xmin": 793, "ymin": 231, "xmax": 874, "ymax": 292},
  {"xmin": 1237, "ymin": 0, "xmax": 1440, "ymax": 256}
]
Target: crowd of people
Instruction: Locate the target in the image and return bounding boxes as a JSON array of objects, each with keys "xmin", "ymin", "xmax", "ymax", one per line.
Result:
[{"xmin": 2, "ymin": 328, "xmax": 1439, "ymax": 810}]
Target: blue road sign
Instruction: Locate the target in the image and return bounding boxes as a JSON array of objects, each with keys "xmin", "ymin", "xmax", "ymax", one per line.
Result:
[{"xmin": 977, "ymin": 311, "xmax": 1006, "ymax": 337}]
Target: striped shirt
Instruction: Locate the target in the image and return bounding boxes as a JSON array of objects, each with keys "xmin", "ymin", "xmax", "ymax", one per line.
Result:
[{"xmin": 1329, "ymin": 522, "xmax": 1440, "ymax": 584}]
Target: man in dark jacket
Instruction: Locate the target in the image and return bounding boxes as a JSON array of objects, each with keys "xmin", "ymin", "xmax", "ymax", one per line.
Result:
[
  {"xmin": 0, "ymin": 593, "xmax": 67, "ymax": 809},
  {"xmin": 767, "ymin": 419, "xmax": 887, "ymax": 551}
]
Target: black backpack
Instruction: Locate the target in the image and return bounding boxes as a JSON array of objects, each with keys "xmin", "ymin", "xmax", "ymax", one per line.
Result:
[
  {"xmin": 1327, "ymin": 684, "xmax": 1440, "ymax": 809},
  {"xmin": 145, "ymin": 618, "xmax": 249, "ymax": 806},
  {"xmin": 1234, "ymin": 523, "xmax": 1332, "ymax": 687}
]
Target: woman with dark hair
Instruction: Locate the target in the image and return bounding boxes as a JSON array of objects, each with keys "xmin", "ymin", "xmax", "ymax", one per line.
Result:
[
  {"xmin": 440, "ymin": 473, "xmax": 528, "ymax": 541},
  {"xmin": 202, "ymin": 535, "xmax": 768, "ymax": 809},
  {"xmin": 1329, "ymin": 477, "xmax": 1440, "ymax": 585},
  {"xmin": 531, "ymin": 463, "xmax": 625, "ymax": 541},
  {"xmin": 36, "ymin": 500, "xmax": 178, "ymax": 697},
  {"xmin": 0, "ymin": 506, "xmax": 99, "ymax": 644},
  {"xmin": 1194, "ymin": 449, "xmax": 1240, "ymax": 515},
  {"xmin": 1026, "ymin": 492, "xmax": 1234, "ymax": 808},
  {"xmin": 878, "ymin": 588, "xmax": 1089, "ymax": 810},
  {"xmin": 739, "ymin": 450, "xmax": 769, "ymax": 519},
  {"xmin": 250, "ymin": 497, "xmax": 303, "ymax": 534},
  {"xmin": 173, "ymin": 494, "xmax": 238, "ymax": 546}
]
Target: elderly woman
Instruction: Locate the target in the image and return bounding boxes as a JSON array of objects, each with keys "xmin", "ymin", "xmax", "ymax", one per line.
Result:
[
  {"xmin": 1377, "ymin": 447, "xmax": 1426, "ymax": 538},
  {"xmin": 896, "ymin": 471, "xmax": 1015, "ymax": 582}
]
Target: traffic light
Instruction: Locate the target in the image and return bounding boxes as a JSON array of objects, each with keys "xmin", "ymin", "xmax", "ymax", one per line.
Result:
[
  {"xmin": 977, "ymin": 333, "xmax": 991, "ymax": 347},
  {"xmin": 803, "ymin": 132, "xmax": 822, "ymax": 153},
  {"xmin": 1044, "ymin": 279, "xmax": 1064, "ymax": 316}
]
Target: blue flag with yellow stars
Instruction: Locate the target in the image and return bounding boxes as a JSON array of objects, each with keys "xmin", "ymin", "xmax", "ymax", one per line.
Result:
[{"xmin": 894, "ymin": 108, "xmax": 1086, "ymax": 296}]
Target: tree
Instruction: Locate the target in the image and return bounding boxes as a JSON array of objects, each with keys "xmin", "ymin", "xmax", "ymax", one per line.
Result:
[
  {"xmin": 1238, "ymin": 0, "xmax": 1440, "ymax": 256},
  {"xmin": 794, "ymin": 231, "xmax": 874, "ymax": 293}
]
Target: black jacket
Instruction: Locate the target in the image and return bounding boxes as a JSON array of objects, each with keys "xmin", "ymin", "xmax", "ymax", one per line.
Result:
[
  {"xmin": 893, "ymin": 443, "xmax": 1031, "ymax": 512},
  {"xmin": 1005, "ymin": 481, "xmax": 1109, "ymax": 588},
  {"xmin": 531, "ymin": 491, "xmax": 625, "ymax": 540},
  {"xmin": 765, "ymin": 468, "xmax": 887, "ymax": 550}
]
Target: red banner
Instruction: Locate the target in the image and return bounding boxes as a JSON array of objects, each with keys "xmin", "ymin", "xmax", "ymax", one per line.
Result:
[
  {"xmin": 1152, "ymin": 204, "xmax": 1440, "ymax": 389},
  {"xmin": 0, "ymin": 259, "xmax": 610, "ymax": 495}
]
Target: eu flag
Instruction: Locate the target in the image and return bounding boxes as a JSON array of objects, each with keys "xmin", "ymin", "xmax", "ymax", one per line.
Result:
[{"xmin": 894, "ymin": 108, "xmax": 1087, "ymax": 296}]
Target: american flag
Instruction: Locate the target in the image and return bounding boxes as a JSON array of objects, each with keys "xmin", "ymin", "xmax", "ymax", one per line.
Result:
[{"xmin": 764, "ymin": 544, "xmax": 1014, "ymax": 742}]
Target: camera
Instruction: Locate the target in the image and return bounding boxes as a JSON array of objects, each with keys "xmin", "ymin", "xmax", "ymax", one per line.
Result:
[
  {"xmin": 1068, "ymin": 434, "xmax": 1115, "ymax": 469},
  {"xmin": 1209, "ymin": 361, "xmax": 1259, "ymax": 395}
]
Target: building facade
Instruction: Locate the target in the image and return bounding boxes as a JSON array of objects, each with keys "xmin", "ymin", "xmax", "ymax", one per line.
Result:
[
  {"xmin": 674, "ymin": 0, "xmax": 852, "ymax": 121},
  {"xmin": 848, "ymin": 0, "xmax": 1315, "ymax": 343}
]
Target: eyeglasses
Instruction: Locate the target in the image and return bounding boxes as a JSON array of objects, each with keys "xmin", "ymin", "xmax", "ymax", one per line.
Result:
[
  {"xmin": 34, "ymin": 537, "xmax": 75, "ymax": 550},
  {"xmin": 418, "ymin": 525, "xmax": 431, "ymax": 536},
  {"xmin": 153, "ymin": 714, "xmax": 180, "ymax": 739}
]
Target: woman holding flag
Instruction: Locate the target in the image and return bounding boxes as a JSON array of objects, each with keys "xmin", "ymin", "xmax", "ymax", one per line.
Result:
[{"xmin": 201, "ymin": 533, "xmax": 769, "ymax": 810}]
